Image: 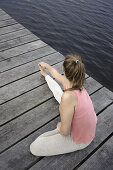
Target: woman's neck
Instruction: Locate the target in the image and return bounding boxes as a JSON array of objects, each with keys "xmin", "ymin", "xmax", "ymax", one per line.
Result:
[{"xmin": 64, "ymin": 77, "xmax": 73, "ymax": 89}]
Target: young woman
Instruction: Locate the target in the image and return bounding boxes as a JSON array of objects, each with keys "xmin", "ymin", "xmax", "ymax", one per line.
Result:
[{"xmin": 30, "ymin": 54, "xmax": 97, "ymax": 156}]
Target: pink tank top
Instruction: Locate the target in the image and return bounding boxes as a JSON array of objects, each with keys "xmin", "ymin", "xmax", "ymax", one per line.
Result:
[{"xmin": 64, "ymin": 85, "xmax": 98, "ymax": 144}]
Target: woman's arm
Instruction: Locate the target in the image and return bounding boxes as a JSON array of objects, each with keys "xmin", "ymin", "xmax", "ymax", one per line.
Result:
[
  {"xmin": 38, "ymin": 62, "xmax": 65, "ymax": 86},
  {"xmin": 58, "ymin": 92, "xmax": 77, "ymax": 136},
  {"xmin": 57, "ymin": 122, "xmax": 63, "ymax": 135}
]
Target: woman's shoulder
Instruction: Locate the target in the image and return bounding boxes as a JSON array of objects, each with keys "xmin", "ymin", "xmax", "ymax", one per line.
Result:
[
  {"xmin": 61, "ymin": 91, "xmax": 78, "ymax": 109},
  {"xmin": 62, "ymin": 90, "xmax": 77, "ymax": 102},
  {"xmin": 62, "ymin": 91, "xmax": 71, "ymax": 100}
]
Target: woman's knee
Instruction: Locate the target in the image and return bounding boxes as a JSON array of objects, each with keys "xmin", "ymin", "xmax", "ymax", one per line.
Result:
[
  {"xmin": 30, "ymin": 138, "xmax": 42, "ymax": 156},
  {"xmin": 30, "ymin": 141, "xmax": 37, "ymax": 156},
  {"xmin": 30, "ymin": 137, "xmax": 48, "ymax": 156}
]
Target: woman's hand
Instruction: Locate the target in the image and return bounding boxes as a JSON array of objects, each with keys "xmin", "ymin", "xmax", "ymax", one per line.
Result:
[
  {"xmin": 38, "ymin": 63, "xmax": 48, "ymax": 77},
  {"xmin": 38, "ymin": 62, "xmax": 48, "ymax": 69}
]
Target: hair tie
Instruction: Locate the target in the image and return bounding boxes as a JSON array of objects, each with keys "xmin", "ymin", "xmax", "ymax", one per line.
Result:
[{"xmin": 75, "ymin": 59, "xmax": 79, "ymax": 64}]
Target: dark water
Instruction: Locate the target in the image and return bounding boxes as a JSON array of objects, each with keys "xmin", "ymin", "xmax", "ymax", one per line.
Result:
[{"xmin": 0, "ymin": 0, "xmax": 113, "ymax": 91}]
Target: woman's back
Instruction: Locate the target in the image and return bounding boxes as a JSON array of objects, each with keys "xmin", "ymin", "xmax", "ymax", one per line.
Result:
[{"xmin": 64, "ymin": 85, "xmax": 98, "ymax": 144}]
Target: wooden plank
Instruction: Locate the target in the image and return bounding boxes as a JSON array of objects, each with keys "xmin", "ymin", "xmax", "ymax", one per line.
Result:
[
  {"xmin": 0, "ymin": 104, "xmax": 113, "ymax": 170},
  {"xmin": 0, "ymin": 54, "xmax": 64, "ymax": 104},
  {"xmin": 0, "ymin": 62, "xmax": 63, "ymax": 126},
  {"xmin": 84, "ymin": 77, "xmax": 102, "ymax": 94},
  {"xmin": 0, "ymin": 52, "xmax": 64, "ymax": 88},
  {"xmin": 0, "ymin": 14, "xmax": 11, "ymax": 21},
  {"xmin": 0, "ymin": 98, "xmax": 59, "ymax": 153},
  {"xmin": 0, "ymin": 18, "xmax": 17, "ymax": 28},
  {"xmin": 0, "ymin": 47, "xmax": 88, "ymax": 75},
  {"xmin": 0, "ymin": 45, "xmax": 55, "ymax": 73},
  {"xmin": 0, "ymin": 83, "xmax": 53, "ymax": 126},
  {"xmin": 25, "ymin": 105, "xmax": 113, "ymax": 170},
  {"xmin": 0, "ymin": 9, "xmax": 7, "ymax": 16},
  {"xmin": 90, "ymin": 87, "xmax": 113, "ymax": 113},
  {"xmin": 0, "ymin": 8, "xmax": 112, "ymax": 170},
  {"xmin": 0, "ymin": 13, "xmax": 6, "ymax": 16},
  {"xmin": 78, "ymin": 136, "xmax": 113, "ymax": 170},
  {"xmin": 0, "ymin": 80, "xmax": 112, "ymax": 129},
  {"xmin": 0, "ymin": 33, "xmax": 39, "ymax": 52},
  {"xmin": 0, "ymin": 23, "xmax": 24, "ymax": 36},
  {"xmin": 0, "ymin": 29, "xmax": 32, "ymax": 43},
  {"xmin": 0, "ymin": 68, "xmax": 92, "ymax": 125},
  {"xmin": 0, "ymin": 67, "xmax": 101, "ymax": 105},
  {"xmin": 0, "ymin": 76, "xmax": 106, "ymax": 151},
  {"xmin": 0, "ymin": 117, "xmax": 60, "ymax": 170},
  {"xmin": 0, "ymin": 40, "xmax": 46, "ymax": 62}
]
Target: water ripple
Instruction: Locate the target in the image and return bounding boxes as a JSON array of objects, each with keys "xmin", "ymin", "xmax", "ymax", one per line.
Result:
[{"xmin": 0, "ymin": 0, "xmax": 113, "ymax": 91}]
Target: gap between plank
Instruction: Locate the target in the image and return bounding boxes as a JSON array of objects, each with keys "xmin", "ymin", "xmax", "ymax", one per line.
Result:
[
  {"xmin": 0, "ymin": 25, "xmax": 25, "ymax": 36},
  {"xmin": 97, "ymin": 101, "xmax": 113, "ymax": 116},
  {"xmin": 0, "ymin": 39, "xmax": 43, "ymax": 62},
  {"xmin": 0, "ymin": 74, "xmax": 89, "ymax": 126},
  {"xmin": 24, "ymin": 105, "xmax": 113, "ymax": 170},
  {"xmin": 89, "ymin": 86, "xmax": 103, "ymax": 96},
  {"xmin": 0, "ymin": 59, "xmax": 64, "ymax": 105},
  {"xmin": 0, "ymin": 21, "xmax": 18, "ymax": 29},
  {"xmin": 0, "ymin": 28, "xmax": 30, "ymax": 43},
  {"xmin": 0, "ymin": 45, "xmax": 53, "ymax": 73},
  {"xmin": 0, "ymin": 51, "xmax": 58, "ymax": 88},
  {"xmin": 0, "ymin": 33, "xmax": 39, "ymax": 52},
  {"xmin": 0, "ymin": 112, "xmax": 59, "ymax": 154},
  {"xmin": 0, "ymin": 86, "xmax": 112, "ymax": 154},
  {"xmin": 0, "ymin": 16, "xmax": 12, "ymax": 22},
  {"xmin": 73, "ymin": 131, "xmax": 113, "ymax": 170},
  {"xmin": 0, "ymin": 43, "xmax": 48, "ymax": 64},
  {"xmin": 0, "ymin": 74, "xmax": 89, "ymax": 107}
]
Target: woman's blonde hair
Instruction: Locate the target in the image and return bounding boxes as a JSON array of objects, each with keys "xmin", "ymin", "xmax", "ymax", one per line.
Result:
[{"xmin": 63, "ymin": 54, "xmax": 85, "ymax": 92}]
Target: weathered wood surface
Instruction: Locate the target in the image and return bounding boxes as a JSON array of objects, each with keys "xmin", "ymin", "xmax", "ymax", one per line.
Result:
[
  {"xmin": 0, "ymin": 75, "xmax": 102, "ymax": 126},
  {"xmin": 0, "ymin": 8, "xmax": 113, "ymax": 170},
  {"xmin": 0, "ymin": 45, "xmax": 55, "ymax": 73},
  {"xmin": 0, "ymin": 18, "xmax": 17, "ymax": 28},
  {"xmin": 29, "ymin": 105, "xmax": 113, "ymax": 170},
  {"xmin": 0, "ymin": 39, "xmax": 47, "ymax": 62},
  {"xmin": 0, "ymin": 29, "xmax": 32, "ymax": 43},
  {"xmin": 0, "ymin": 72, "xmax": 101, "ymax": 105},
  {"xmin": 78, "ymin": 136, "xmax": 113, "ymax": 170},
  {"xmin": 0, "ymin": 9, "xmax": 6, "ymax": 16},
  {"xmin": 0, "ymin": 33, "xmax": 39, "ymax": 52},
  {"xmin": 0, "ymin": 14, "xmax": 12, "ymax": 21},
  {"xmin": 0, "ymin": 77, "xmax": 106, "ymax": 152},
  {"xmin": 0, "ymin": 52, "xmax": 64, "ymax": 87},
  {"xmin": 0, "ymin": 23, "xmax": 24, "ymax": 36},
  {"xmin": 0, "ymin": 104, "xmax": 113, "ymax": 170}
]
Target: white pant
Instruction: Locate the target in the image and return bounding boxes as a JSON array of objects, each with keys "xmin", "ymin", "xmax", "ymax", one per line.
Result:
[{"xmin": 30, "ymin": 75, "xmax": 92, "ymax": 156}]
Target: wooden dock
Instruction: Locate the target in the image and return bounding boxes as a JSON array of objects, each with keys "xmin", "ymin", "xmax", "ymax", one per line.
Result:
[{"xmin": 0, "ymin": 8, "xmax": 113, "ymax": 170}]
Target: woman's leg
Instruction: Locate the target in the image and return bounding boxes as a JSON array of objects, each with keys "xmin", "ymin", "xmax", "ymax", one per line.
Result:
[
  {"xmin": 37, "ymin": 76, "xmax": 62, "ymax": 138},
  {"xmin": 38, "ymin": 128, "xmax": 59, "ymax": 138},
  {"xmin": 45, "ymin": 75, "xmax": 63, "ymax": 104},
  {"xmin": 30, "ymin": 131, "xmax": 92, "ymax": 156}
]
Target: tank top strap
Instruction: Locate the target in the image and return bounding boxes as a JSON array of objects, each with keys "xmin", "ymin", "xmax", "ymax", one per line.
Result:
[
  {"xmin": 73, "ymin": 89, "xmax": 80, "ymax": 97},
  {"xmin": 63, "ymin": 85, "xmax": 84, "ymax": 93},
  {"xmin": 74, "ymin": 87, "xmax": 85, "ymax": 94}
]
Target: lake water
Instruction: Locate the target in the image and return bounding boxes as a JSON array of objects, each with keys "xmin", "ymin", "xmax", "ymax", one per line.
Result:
[{"xmin": 0, "ymin": 0, "xmax": 113, "ymax": 91}]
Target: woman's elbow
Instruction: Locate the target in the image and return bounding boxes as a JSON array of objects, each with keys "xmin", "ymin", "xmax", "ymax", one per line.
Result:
[
  {"xmin": 63, "ymin": 132, "xmax": 70, "ymax": 136},
  {"xmin": 60, "ymin": 128, "xmax": 70, "ymax": 136}
]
